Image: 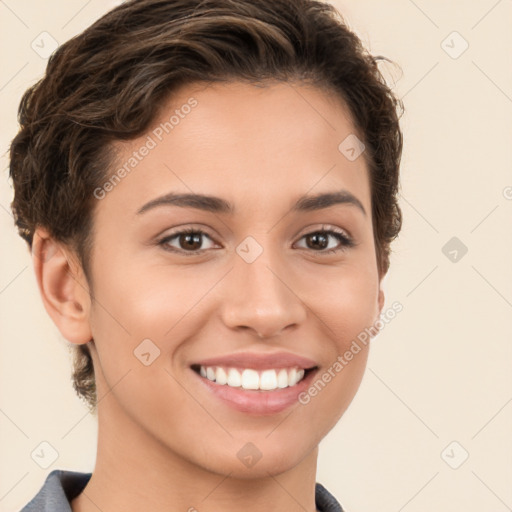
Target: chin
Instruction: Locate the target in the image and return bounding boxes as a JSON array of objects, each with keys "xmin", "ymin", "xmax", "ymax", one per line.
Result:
[{"xmin": 191, "ymin": 433, "xmax": 317, "ymax": 480}]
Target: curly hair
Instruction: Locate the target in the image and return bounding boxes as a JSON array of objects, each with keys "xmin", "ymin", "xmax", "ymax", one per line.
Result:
[{"xmin": 9, "ymin": 0, "xmax": 403, "ymax": 411}]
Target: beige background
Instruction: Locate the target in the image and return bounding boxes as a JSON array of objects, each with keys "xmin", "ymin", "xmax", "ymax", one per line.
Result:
[{"xmin": 1, "ymin": 1, "xmax": 511, "ymax": 511}]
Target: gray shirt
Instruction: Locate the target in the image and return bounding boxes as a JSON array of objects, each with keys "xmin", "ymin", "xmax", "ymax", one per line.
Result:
[{"xmin": 20, "ymin": 469, "xmax": 344, "ymax": 511}]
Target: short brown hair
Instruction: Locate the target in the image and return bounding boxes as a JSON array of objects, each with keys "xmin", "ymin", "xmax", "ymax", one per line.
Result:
[{"xmin": 9, "ymin": 0, "xmax": 403, "ymax": 411}]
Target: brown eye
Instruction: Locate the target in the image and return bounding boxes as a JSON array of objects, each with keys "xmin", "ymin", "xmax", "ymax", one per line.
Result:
[
  {"xmin": 178, "ymin": 232, "xmax": 203, "ymax": 250},
  {"xmin": 305, "ymin": 232, "xmax": 329, "ymax": 250},
  {"xmin": 159, "ymin": 229, "xmax": 216, "ymax": 254},
  {"xmin": 296, "ymin": 229, "xmax": 354, "ymax": 254}
]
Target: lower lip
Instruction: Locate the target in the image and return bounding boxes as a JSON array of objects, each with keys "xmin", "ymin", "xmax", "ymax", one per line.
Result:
[{"xmin": 192, "ymin": 368, "xmax": 318, "ymax": 415}]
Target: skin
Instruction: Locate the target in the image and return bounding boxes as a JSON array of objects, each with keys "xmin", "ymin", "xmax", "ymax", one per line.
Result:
[{"xmin": 33, "ymin": 81, "xmax": 385, "ymax": 512}]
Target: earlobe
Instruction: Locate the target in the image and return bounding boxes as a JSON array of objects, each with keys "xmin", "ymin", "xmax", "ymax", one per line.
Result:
[
  {"xmin": 32, "ymin": 227, "xmax": 92, "ymax": 345},
  {"xmin": 378, "ymin": 287, "xmax": 385, "ymax": 316},
  {"xmin": 371, "ymin": 285, "xmax": 385, "ymax": 337}
]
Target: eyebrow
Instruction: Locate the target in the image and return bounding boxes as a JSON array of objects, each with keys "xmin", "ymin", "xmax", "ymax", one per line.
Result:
[{"xmin": 136, "ymin": 189, "xmax": 366, "ymax": 216}]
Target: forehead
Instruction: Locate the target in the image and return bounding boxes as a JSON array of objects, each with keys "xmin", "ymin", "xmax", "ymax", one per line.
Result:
[{"xmin": 99, "ymin": 80, "xmax": 370, "ymax": 219}]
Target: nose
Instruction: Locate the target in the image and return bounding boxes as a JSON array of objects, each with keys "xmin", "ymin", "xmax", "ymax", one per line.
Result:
[{"xmin": 219, "ymin": 248, "xmax": 307, "ymax": 339}]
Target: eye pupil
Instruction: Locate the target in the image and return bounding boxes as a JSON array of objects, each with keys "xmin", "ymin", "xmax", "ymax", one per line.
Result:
[
  {"xmin": 306, "ymin": 232, "xmax": 328, "ymax": 250},
  {"xmin": 181, "ymin": 233, "xmax": 202, "ymax": 250}
]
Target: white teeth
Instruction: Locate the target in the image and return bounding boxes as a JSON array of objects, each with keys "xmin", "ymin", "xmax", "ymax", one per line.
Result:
[
  {"xmin": 260, "ymin": 369, "xmax": 277, "ymax": 390},
  {"xmin": 241, "ymin": 369, "xmax": 260, "ymax": 390},
  {"xmin": 216, "ymin": 367, "xmax": 227, "ymax": 385},
  {"xmin": 227, "ymin": 368, "xmax": 242, "ymax": 387},
  {"xmin": 198, "ymin": 365, "xmax": 308, "ymax": 390},
  {"xmin": 277, "ymin": 368, "xmax": 288, "ymax": 388}
]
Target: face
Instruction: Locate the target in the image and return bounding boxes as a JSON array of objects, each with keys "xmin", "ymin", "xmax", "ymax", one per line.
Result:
[{"xmin": 81, "ymin": 81, "xmax": 383, "ymax": 477}]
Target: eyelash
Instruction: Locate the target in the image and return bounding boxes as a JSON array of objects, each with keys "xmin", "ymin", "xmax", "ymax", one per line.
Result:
[{"xmin": 157, "ymin": 226, "xmax": 355, "ymax": 256}]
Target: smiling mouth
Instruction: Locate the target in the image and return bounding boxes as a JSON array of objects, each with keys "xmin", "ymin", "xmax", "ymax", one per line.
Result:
[{"xmin": 191, "ymin": 364, "xmax": 317, "ymax": 391}]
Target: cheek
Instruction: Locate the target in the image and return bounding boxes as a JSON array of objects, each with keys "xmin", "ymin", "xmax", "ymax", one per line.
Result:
[
  {"xmin": 294, "ymin": 271, "xmax": 376, "ymax": 438},
  {"xmin": 291, "ymin": 259, "xmax": 378, "ymax": 418},
  {"xmin": 295, "ymin": 259, "xmax": 381, "ymax": 343},
  {"xmin": 87, "ymin": 261, "xmax": 213, "ymax": 380},
  {"xmin": 90, "ymin": 259, "xmax": 189, "ymax": 335}
]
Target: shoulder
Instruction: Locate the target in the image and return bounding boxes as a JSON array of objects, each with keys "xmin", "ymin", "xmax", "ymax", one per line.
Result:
[{"xmin": 20, "ymin": 469, "xmax": 92, "ymax": 512}]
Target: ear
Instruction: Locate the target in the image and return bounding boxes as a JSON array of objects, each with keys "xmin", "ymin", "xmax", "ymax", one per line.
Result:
[
  {"xmin": 371, "ymin": 276, "xmax": 386, "ymax": 338},
  {"xmin": 377, "ymin": 267, "xmax": 388, "ymax": 316},
  {"xmin": 32, "ymin": 227, "xmax": 92, "ymax": 345},
  {"xmin": 378, "ymin": 286, "xmax": 385, "ymax": 316}
]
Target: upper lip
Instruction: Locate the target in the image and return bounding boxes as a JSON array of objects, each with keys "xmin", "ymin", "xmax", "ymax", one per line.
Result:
[{"xmin": 192, "ymin": 351, "xmax": 318, "ymax": 370}]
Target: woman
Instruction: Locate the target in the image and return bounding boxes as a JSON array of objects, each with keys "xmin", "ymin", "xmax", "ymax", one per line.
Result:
[{"xmin": 9, "ymin": 0, "xmax": 403, "ymax": 510}]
